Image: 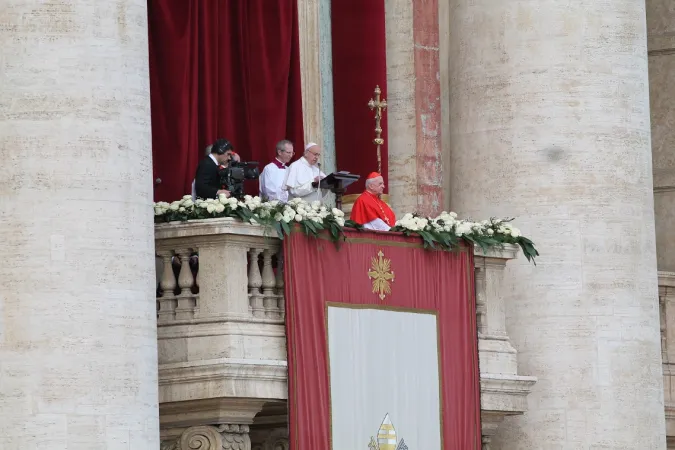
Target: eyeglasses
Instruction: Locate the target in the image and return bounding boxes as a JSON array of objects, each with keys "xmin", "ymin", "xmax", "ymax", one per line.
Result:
[{"xmin": 308, "ymin": 150, "xmax": 321, "ymax": 157}]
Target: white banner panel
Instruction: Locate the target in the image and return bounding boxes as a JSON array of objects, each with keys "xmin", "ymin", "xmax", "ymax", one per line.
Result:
[{"xmin": 327, "ymin": 305, "xmax": 441, "ymax": 450}]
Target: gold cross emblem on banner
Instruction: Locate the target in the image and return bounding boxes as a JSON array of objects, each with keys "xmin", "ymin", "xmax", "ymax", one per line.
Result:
[{"xmin": 368, "ymin": 250, "xmax": 395, "ymax": 301}]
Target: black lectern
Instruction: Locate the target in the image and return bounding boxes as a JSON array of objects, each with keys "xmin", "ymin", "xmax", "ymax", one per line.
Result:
[{"xmin": 319, "ymin": 172, "xmax": 360, "ymax": 209}]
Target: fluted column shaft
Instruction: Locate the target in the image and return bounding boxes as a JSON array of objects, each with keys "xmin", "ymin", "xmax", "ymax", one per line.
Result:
[
  {"xmin": 448, "ymin": 0, "xmax": 665, "ymax": 448},
  {"xmin": 0, "ymin": 1, "xmax": 158, "ymax": 448}
]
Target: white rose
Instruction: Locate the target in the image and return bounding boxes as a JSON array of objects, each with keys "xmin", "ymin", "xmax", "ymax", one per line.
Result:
[
  {"xmin": 511, "ymin": 227, "xmax": 521, "ymax": 238},
  {"xmin": 487, "ymin": 228, "xmax": 495, "ymax": 235},
  {"xmin": 206, "ymin": 204, "xmax": 216, "ymax": 213},
  {"xmin": 244, "ymin": 195, "xmax": 253, "ymax": 202},
  {"xmin": 179, "ymin": 206, "xmax": 186, "ymax": 212},
  {"xmin": 274, "ymin": 212, "xmax": 283, "ymax": 221},
  {"xmin": 182, "ymin": 195, "xmax": 192, "ymax": 200},
  {"xmin": 269, "ymin": 200, "xmax": 280, "ymax": 207},
  {"xmin": 336, "ymin": 217, "xmax": 345, "ymax": 227},
  {"xmin": 182, "ymin": 199, "xmax": 194, "ymax": 208},
  {"xmin": 170, "ymin": 203, "xmax": 179, "ymax": 211},
  {"xmin": 294, "ymin": 214, "xmax": 303, "ymax": 222},
  {"xmin": 215, "ymin": 204, "xmax": 225, "ymax": 213},
  {"xmin": 154, "ymin": 207, "xmax": 163, "ymax": 216},
  {"xmin": 331, "ymin": 208, "xmax": 345, "ymax": 218}
]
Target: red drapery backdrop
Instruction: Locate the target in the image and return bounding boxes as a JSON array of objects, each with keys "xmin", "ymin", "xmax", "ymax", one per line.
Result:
[
  {"xmin": 148, "ymin": 0, "xmax": 304, "ymax": 201},
  {"xmin": 284, "ymin": 230, "xmax": 481, "ymax": 449},
  {"xmin": 331, "ymin": 1, "xmax": 388, "ymax": 194}
]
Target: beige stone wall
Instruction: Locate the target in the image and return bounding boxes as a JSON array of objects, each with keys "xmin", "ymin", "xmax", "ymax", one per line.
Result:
[
  {"xmin": 0, "ymin": 1, "xmax": 159, "ymax": 448},
  {"xmin": 446, "ymin": 0, "xmax": 665, "ymax": 448},
  {"xmin": 648, "ymin": 0, "xmax": 675, "ymax": 272}
]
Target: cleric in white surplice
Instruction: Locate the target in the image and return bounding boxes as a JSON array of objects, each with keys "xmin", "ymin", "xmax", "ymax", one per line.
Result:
[
  {"xmin": 282, "ymin": 142, "xmax": 327, "ymax": 202},
  {"xmin": 259, "ymin": 139, "xmax": 295, "ymax": 202}
]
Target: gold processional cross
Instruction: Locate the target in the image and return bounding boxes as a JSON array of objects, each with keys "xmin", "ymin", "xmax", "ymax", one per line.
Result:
[{"xmin": 368, "ymin": 86, "xmax": 387, "ymax": 175}]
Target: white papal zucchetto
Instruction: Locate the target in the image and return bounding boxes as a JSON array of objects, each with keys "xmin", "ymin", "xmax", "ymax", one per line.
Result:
[{"xmin": 304, "ymin": 142, "xmax": 318, "ymax": 151}]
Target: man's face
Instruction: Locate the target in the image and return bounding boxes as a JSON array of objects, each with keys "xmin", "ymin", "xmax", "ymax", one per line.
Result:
[
  {"xmin": 216, "ymin": 150, "xmax": 237, "ymax": 166},
  {"xmin": 278, "ymin": 144, "xmax": 294, "ymax": 164},
  {"xmin": 305, "ymin": 145, "xmax": 321, "ymax": 166},
  {"xmin": 367, "ymin": 177, "xmax": 385, "ymax": 195}
]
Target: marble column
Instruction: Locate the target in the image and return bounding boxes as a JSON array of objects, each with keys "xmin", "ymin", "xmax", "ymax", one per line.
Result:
[
  {"xmin": 297, "ymin": 0, "xmax": 336, "ymax": 176},
  {"xmin": 647, "ymin": 0, "xmax": 675, "ymax": 272},
  {"xmin": 385, "ymin": 0, "xmax": 443, "ymax": 217},
  {"xmin": 0, "ymin": 1, "xmax": 158, "ymax": 448},
  {"xmin": 448, "ymin": 0, "xmax": 665, "ymax": 448}
]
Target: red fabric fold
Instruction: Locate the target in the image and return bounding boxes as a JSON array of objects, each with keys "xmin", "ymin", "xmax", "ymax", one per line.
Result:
[
  {"xmin": 331, "ymin": 1, "xmax": 388, "ymax": 194},
  {"xmin": 148, "ymin": 0, "xmax": 304, "ymax": 201},
  {"xmin": 284, "ymin": 230, "xmax": 481, "ymax": 449}
]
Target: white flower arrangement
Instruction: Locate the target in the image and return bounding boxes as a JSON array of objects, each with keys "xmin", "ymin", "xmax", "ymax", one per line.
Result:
[
  {"xmin": 390, "ymin": 212, "xmax": 536, "ymax": 262},
  {"xmin": 154, "ymin": 196, "xmax": 538, "ymax": 263}
]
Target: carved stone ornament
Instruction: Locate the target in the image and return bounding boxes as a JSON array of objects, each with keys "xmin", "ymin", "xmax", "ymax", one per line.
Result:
[
  {"xmin": 220, "ymin": 424, "xmax": 251, "ymax": 450},
  {"xmin": 251, "ymin": 427, "xmax": 289, "ymax": 450},
  {"xmin": 161, "ymin": 424, "xmax": 251, "ymax": 450},
  {"xmin": 180, "ymin": 426, "xmax": 223, "ymax": 449}
]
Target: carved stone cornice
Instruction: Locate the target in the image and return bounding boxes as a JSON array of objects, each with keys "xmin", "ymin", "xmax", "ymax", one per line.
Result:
[{"xmin": 159, "ymin": 358, "xmax": 288, "ymax": 407}]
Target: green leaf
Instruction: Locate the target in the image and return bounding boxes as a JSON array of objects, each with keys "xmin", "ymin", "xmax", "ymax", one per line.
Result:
[{"xmin": 273, "ymin": 222, "xmax": 284, "ymax": 240}]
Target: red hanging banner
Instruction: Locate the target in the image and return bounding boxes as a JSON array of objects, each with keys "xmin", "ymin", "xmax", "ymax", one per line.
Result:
[{"xmin": 284, "ymin": 230, "xmax": 480, "ymax": 450}]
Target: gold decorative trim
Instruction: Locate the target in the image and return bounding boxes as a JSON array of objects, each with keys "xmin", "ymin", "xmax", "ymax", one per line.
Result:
[{"xmin": 368, "ymin": 250, "xmax": 395, "ymax": 301}]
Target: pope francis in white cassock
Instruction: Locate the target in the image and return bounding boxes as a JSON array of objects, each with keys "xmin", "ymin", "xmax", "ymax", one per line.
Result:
[{"xmin": 282, "ymin": 142, "xmax": 327, "ymax": 202}]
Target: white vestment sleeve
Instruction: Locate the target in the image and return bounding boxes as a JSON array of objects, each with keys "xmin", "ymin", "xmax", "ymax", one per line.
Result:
[
  {"xmin": 362, "ymin": 218, "xmax": 391, "ymax": 231},
  {"xmin": 289, "ymin": 180, "xmax": 316, "ymax": 198},
  {"xmin": 259, "ymin": 168, "xmax": 267, "ymax": 199}
]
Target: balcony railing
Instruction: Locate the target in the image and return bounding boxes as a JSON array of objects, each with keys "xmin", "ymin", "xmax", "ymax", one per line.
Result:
[{"xmin": 154, "ymin": 218, "xmax": 535, "ymax": 449}]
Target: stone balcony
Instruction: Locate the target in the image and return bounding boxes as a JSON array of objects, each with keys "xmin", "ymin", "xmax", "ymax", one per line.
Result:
[{"xmin": 154, "ymin": 218, "xmax": 536, "ymax": 449}]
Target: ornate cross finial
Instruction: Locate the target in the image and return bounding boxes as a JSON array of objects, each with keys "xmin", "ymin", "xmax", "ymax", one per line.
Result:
[{"xmin": 368, "ymin": 85, "xmax": 387, "ymax": 174}]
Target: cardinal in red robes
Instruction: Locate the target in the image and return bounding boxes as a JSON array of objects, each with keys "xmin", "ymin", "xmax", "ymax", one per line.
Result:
[{"xmin": 349, "ymin": 172, "xmax": 396, "ymax": 231}]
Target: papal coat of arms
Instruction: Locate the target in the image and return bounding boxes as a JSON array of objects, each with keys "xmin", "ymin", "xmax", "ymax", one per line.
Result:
[{"xmin": 368, "ymin": 414, "xmax": 408, "ymax": 450}]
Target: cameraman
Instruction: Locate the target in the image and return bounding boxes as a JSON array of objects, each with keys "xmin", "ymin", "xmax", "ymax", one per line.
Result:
[{"xmin": 194, "ymin": 139, "xmax": 240, "ymax": 199}]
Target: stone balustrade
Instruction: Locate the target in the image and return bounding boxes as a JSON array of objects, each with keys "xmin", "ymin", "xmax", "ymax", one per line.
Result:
[{"xmin": 155, "ymin": 218, "xmax": 535, "ymax": 449}]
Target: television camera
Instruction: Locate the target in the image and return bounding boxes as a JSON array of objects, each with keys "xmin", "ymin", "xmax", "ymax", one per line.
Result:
[{"xmin": 219, "ymin": 159, "xmax": 260, "ymax": 199}]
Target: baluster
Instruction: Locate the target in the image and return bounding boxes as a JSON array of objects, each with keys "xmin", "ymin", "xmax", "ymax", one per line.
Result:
[
  {"xmin": 177, "ymin": 250, "xmax": 194, "ymax": 295},
  {"xmin": 261, "ymin": 249, "xmax": 278, "ymax": 318},
  {"xmin": 175, "ymin": 249, "xmax": 196, "ymax": 320},
  {"xmin": 275, "ymin": 247, "xmax": 285, "ymax": 320},
  {"xmin": 157, "ymin": 251, "xmax": 177, "ymax": 322},
  {"xmin": 248, "ymin": 248, "xmax": 264, "ymax": 318}
]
